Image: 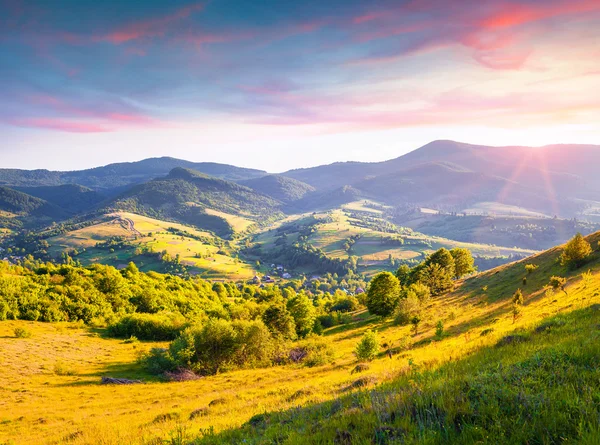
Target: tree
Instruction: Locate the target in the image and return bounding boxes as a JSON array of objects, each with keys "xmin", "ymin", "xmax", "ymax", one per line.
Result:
[
  {"xmin": 366, "ymin": 272, "xmax": 401, "ymax": 317},
  {"xmin": 410, "ymin": 315, "xmax": 422, "ymax": 335},
  {"xmin": 287, "ymin": 293, "xmax": 317, "ymax": 338},
  {"xmin": 435, "ymin": 320, "xmax": 444, "ymax": 340},
  {"xmin": 450, "ymin": 248, "xmax": 476, "ymax": 279},
  {"xmin": 417, "ymin": 263, "xmax": 454, "ymax": 296},
  {"xmin": 395, "ymin": 264, "xmax": 411, "ymax": 286},
  {"xmin": 512, "ymin": 289, "xmax": 524, "ymax": 324},
  {"xmin": 262, "ymin": 305, "xmax": 297, "ymax": 340},
  {"xmin": 427, "ymin": 248, "xmax": 456, "ymax": 277},
  {"xmin": 560, "ymin": 233, "xmax": 592, "ymax": 269},
  {"xmin": 355, "ymin": 330, "xmax": 379, "ymax": 361},
  {"xmin": 393, "ymin": 290, "xmax": 421, "ymax": 325},
  {"xmin": 549, "ymin": 276, "xmax": 567, "ymax": 295}
]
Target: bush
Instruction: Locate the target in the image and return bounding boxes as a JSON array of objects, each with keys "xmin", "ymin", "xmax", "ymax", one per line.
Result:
[
  {"xmin": 166, "ymin": 319, "xmax": 276, "ymax": 375},
  {"xmin": 331, "ymin": 295, "xmax": 360, "ymax": 313},
  {"xmin": 108, "ymin": 312, "xmax": 187, "ymax": 341},
  {"xmin": 291, "ymin": 335, "xmax": 335, "ymax": 367},
  {"xmin": 560, "ymin": 233, "xmax": 592, "ymax": 269},
  {"xmin": 14, "ymin": 327, "xmax": 32, "ymax": 338},
  {"xmin": 355, "ymin": 330, "xmax": 379, "ymax": 361},
  {"xmin": 54, "ymin": 361, "xmax": 75, "ymax": 376},
  {"xmin": 393, "ymin": 291, "xmax": 421, "ymax": 326}
]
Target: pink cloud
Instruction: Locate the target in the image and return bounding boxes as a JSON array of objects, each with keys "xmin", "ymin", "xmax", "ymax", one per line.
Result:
[
  {"xmin": 346, "ymin": 0, "xmax": 600, "ymax": 70},
  {"xmin": 95, "ymin": 2, "xmax": 205, "ymax": 44},
  {"xmin": 9, "ymin": 118, "xmax": 112, "ymax": 133}
]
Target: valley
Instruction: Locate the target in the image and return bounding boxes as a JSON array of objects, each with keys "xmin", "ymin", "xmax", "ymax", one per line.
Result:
[{"xmin": 2, "ymin": 140, "xmax": 600, "ymax": 445}]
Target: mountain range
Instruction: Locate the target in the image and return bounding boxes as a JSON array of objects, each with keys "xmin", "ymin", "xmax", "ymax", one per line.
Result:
[{"xmin": 2, "ymin": 140, "xmax": 600, "ymax": 230}]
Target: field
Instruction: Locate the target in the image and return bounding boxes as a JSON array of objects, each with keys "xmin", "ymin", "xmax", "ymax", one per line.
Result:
[
  {"xmin": 2, "ymin": 233, "xmax": 599, "ymax": 444},
  {"xmin": 461, "ymin": 201, "xmax": 550, "ymax": 218},
  {"xmin": 255, "ymin": 209, "xmax": 536, "ymax": 276},
  {"xmin": 203, "ymin": 208, "xmax": 255, "ymax": 232},
  {"xmin": 46, "ymin": 212, "xmax": 256, "ymax": 280}
]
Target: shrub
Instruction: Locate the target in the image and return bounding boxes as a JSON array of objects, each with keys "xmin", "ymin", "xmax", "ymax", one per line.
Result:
[
  {"xmin": 108, "ymin": 312, "xmax": 186, "ymax": 341},
  {"xmin": 525, "ymin": 264, "xmax": 538, "ymax": 274},
  {"xmin": 317, "ymin": 314, "xmax": 336, "ymax": 328},
  {"xmin": 560, "ymin": 233, "xmax": 592, "ymax": 269},
  {"xmin": 291, "ymin": 335, "xmax": 335, "ymax": 367},
  {"xmin": 393, "ymin": 291, "xmax": 421, "ymax": 326},
  {"xmin": 435, "ymin": 320, "xmax": 444, "ymax": 340},
  {"xmin": 411, "ymin": 316, "xmax": 422, "ymax": 335},
  {"xmin": 167, "ymin": 319, "xmax": 276, "ymax": 375},
  {"xmin": 142, "ymin": 348, "xmax": 177, "ymax": 374},
  {"xmin": 331, "ymin": 295, "xmax": 360, "ymax": 313},
  {"xmin": 14, "ymin": 327, "xmax": 32, "ymax": 338},
  {"xmin": 54, "ymin": 361, "xmax": 75, "ymax": 376},
  {"xmin": 355, "ymin": 330, "xmax": 379, "ymax": 362},
  {"xmin": 549, "ymin": 276, "xmax": 567, "ymax": 295}
]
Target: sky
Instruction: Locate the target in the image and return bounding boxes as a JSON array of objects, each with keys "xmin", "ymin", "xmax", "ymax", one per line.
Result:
[{"xmin": 1, "ymin": 0, "xmax": 599, "ymax": 173}]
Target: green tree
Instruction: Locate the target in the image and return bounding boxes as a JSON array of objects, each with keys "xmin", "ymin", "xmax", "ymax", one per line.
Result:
[
  {"xmin": 512, "ymin": 288, "xmax": 524, "ymax": 323},
  {"xmin": 355, "ymin": 330, "xmax": 379, "ymax": 361},
  {"xmin": 262, "ymin": 305, "xmax": 297, "ymax": 340},
  {"xmin": 395, "ymin": 264, "xmax": 411, "ymax": 286},
  {"xmin": 366, "ymin": 272, "xmax": 401, "ymax": 317},
  {"xmin": 450, "ymin": 248, "xmax": 476, "ymax": 279},
  {"xmin": 417, "ymin": 263, "xmax": 454, "ymax": 296},
  {"xmin": 411, "ymin": 315, "xmax": 422, "ymax": 335},
  {"xmin": 549, "ymin": 276, "xmax": 567, "ymax": 295},
  {"xmin": 435, "ymin": 320, "xmax": 444, "ymax": 340},
  {"xmin": 427, "ymin": 248, "xmax": 456, "ymax": 277},
  {"xmin": 560, "ymin": 233, "xmax": 592, "ymax": 269},
  {"xmin": 287, "ymin": 293, "xmax": 317, "ymax": 338}
]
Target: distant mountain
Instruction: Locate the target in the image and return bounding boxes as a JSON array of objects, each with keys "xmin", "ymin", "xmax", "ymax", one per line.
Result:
[
  {"xmin": 290, "ymin": 185, "xmax": 363, "ymax": 212},
  {"xmin": 0, "ymin": 157, "xmax": 267, "ymax": 192},
  {"xmin": 108, "ymin": 168, "xmax": 281, "ymax": 236},
  {"xmin": 14, "ymin": 184, "xmax": 105, "ymax": 214},
  {"xmin": 283, "ymin": 141, "xmax": 600, "ymax": 217},
  {"xmin": 0, "ymin": 186, "xmax": 68, "ymax": 220},
  {"xmin": 240, "ymin": 175, "xmax": 315, "ymax": 203}
]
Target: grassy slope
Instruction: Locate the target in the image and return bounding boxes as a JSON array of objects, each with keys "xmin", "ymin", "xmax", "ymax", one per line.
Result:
[
  {"xmin": 47, "ymin": 212, "xmax": 255, "ymax": 280},
  {"xmin": 255, "ymin": 208, "xmax": 535, "ymax": 276},
  {"xmin": 1, "ymin": 234, "xmax": 600, "ymax": 444}
]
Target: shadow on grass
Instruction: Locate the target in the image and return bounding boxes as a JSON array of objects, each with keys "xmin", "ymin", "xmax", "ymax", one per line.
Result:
[{"xmin": 192, "ymin": 305, "xmax": 600, "ymax": 445}]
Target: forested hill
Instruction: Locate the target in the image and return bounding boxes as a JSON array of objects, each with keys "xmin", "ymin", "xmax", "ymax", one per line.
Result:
[
  {"xmin": 0, "ymin": 157, "xmax": 267, "ymax": 191},
  {"xmin": 0, "ymin": 186, "xmax": 68, "ymax": 219},
  {"xmin": 106, "ymin": 167, "xmax": 282, "ymax": 236}
]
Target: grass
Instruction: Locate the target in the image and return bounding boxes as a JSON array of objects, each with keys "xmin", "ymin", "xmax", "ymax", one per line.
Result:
[
  {"xmin": 254, "ymin": 209, "xmax": 536, "ymax": 277},
  {"xmin": 204, "ymin": 208, "xmax": 255, "ymax": 232},
  {"xmin": 46, "ymin": 212, "xmax": 255, "ymax": 280},
  {"xmin": 2, "ymin": 232, "xmax": 600, "ymax": 444}
]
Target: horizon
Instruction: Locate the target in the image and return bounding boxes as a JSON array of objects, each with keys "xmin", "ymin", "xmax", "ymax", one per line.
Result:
[
  {"xmin": 2, "ymin": 0, "xmax": 600, "ymax": 171},
  {"xmin": 3, "ymin": 138, "xmax": 600, "ymax": 174}
]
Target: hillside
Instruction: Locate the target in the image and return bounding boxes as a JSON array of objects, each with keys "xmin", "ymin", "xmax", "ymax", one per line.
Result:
[
  {"xmin": 240, "ymin": 174, "xmax": 315, "ymax": 203},
  {"xmin": 0, "ymin": 186, "xmax": 68, "ymax": 221},
  {"xmin": 1, "ymin": 231, "xmax": 599, "ymax": 444},
  {"xmin": 284, "ymin": 141, "xmax": 600, "ymax": 217},
  {"xmin": 108, "ymin": 168, "xmax": 282, "ymax": 236},
  {"xmin": 44, "ymin": 212, "xmax": 256, "ymax": 279},
  {"xmin": 14, "ymin": 184, "xmax": 105, "ymax": 214},
  {"xmin": 399, "ymin": 210, "xmax": 600, "ymax": 250},
  {"xmin": 0, "ymin": 157, "xmax": 267, "ymax": 192}
]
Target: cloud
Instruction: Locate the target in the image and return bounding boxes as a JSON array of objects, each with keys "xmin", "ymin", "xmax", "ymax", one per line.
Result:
[
  {"xmin": 94, "ymin": 3, "xmax": 206, "ymax": 44},
  {"xmin": 8, "ymin": 118, "xmax": 112, "ymax": 133}
]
